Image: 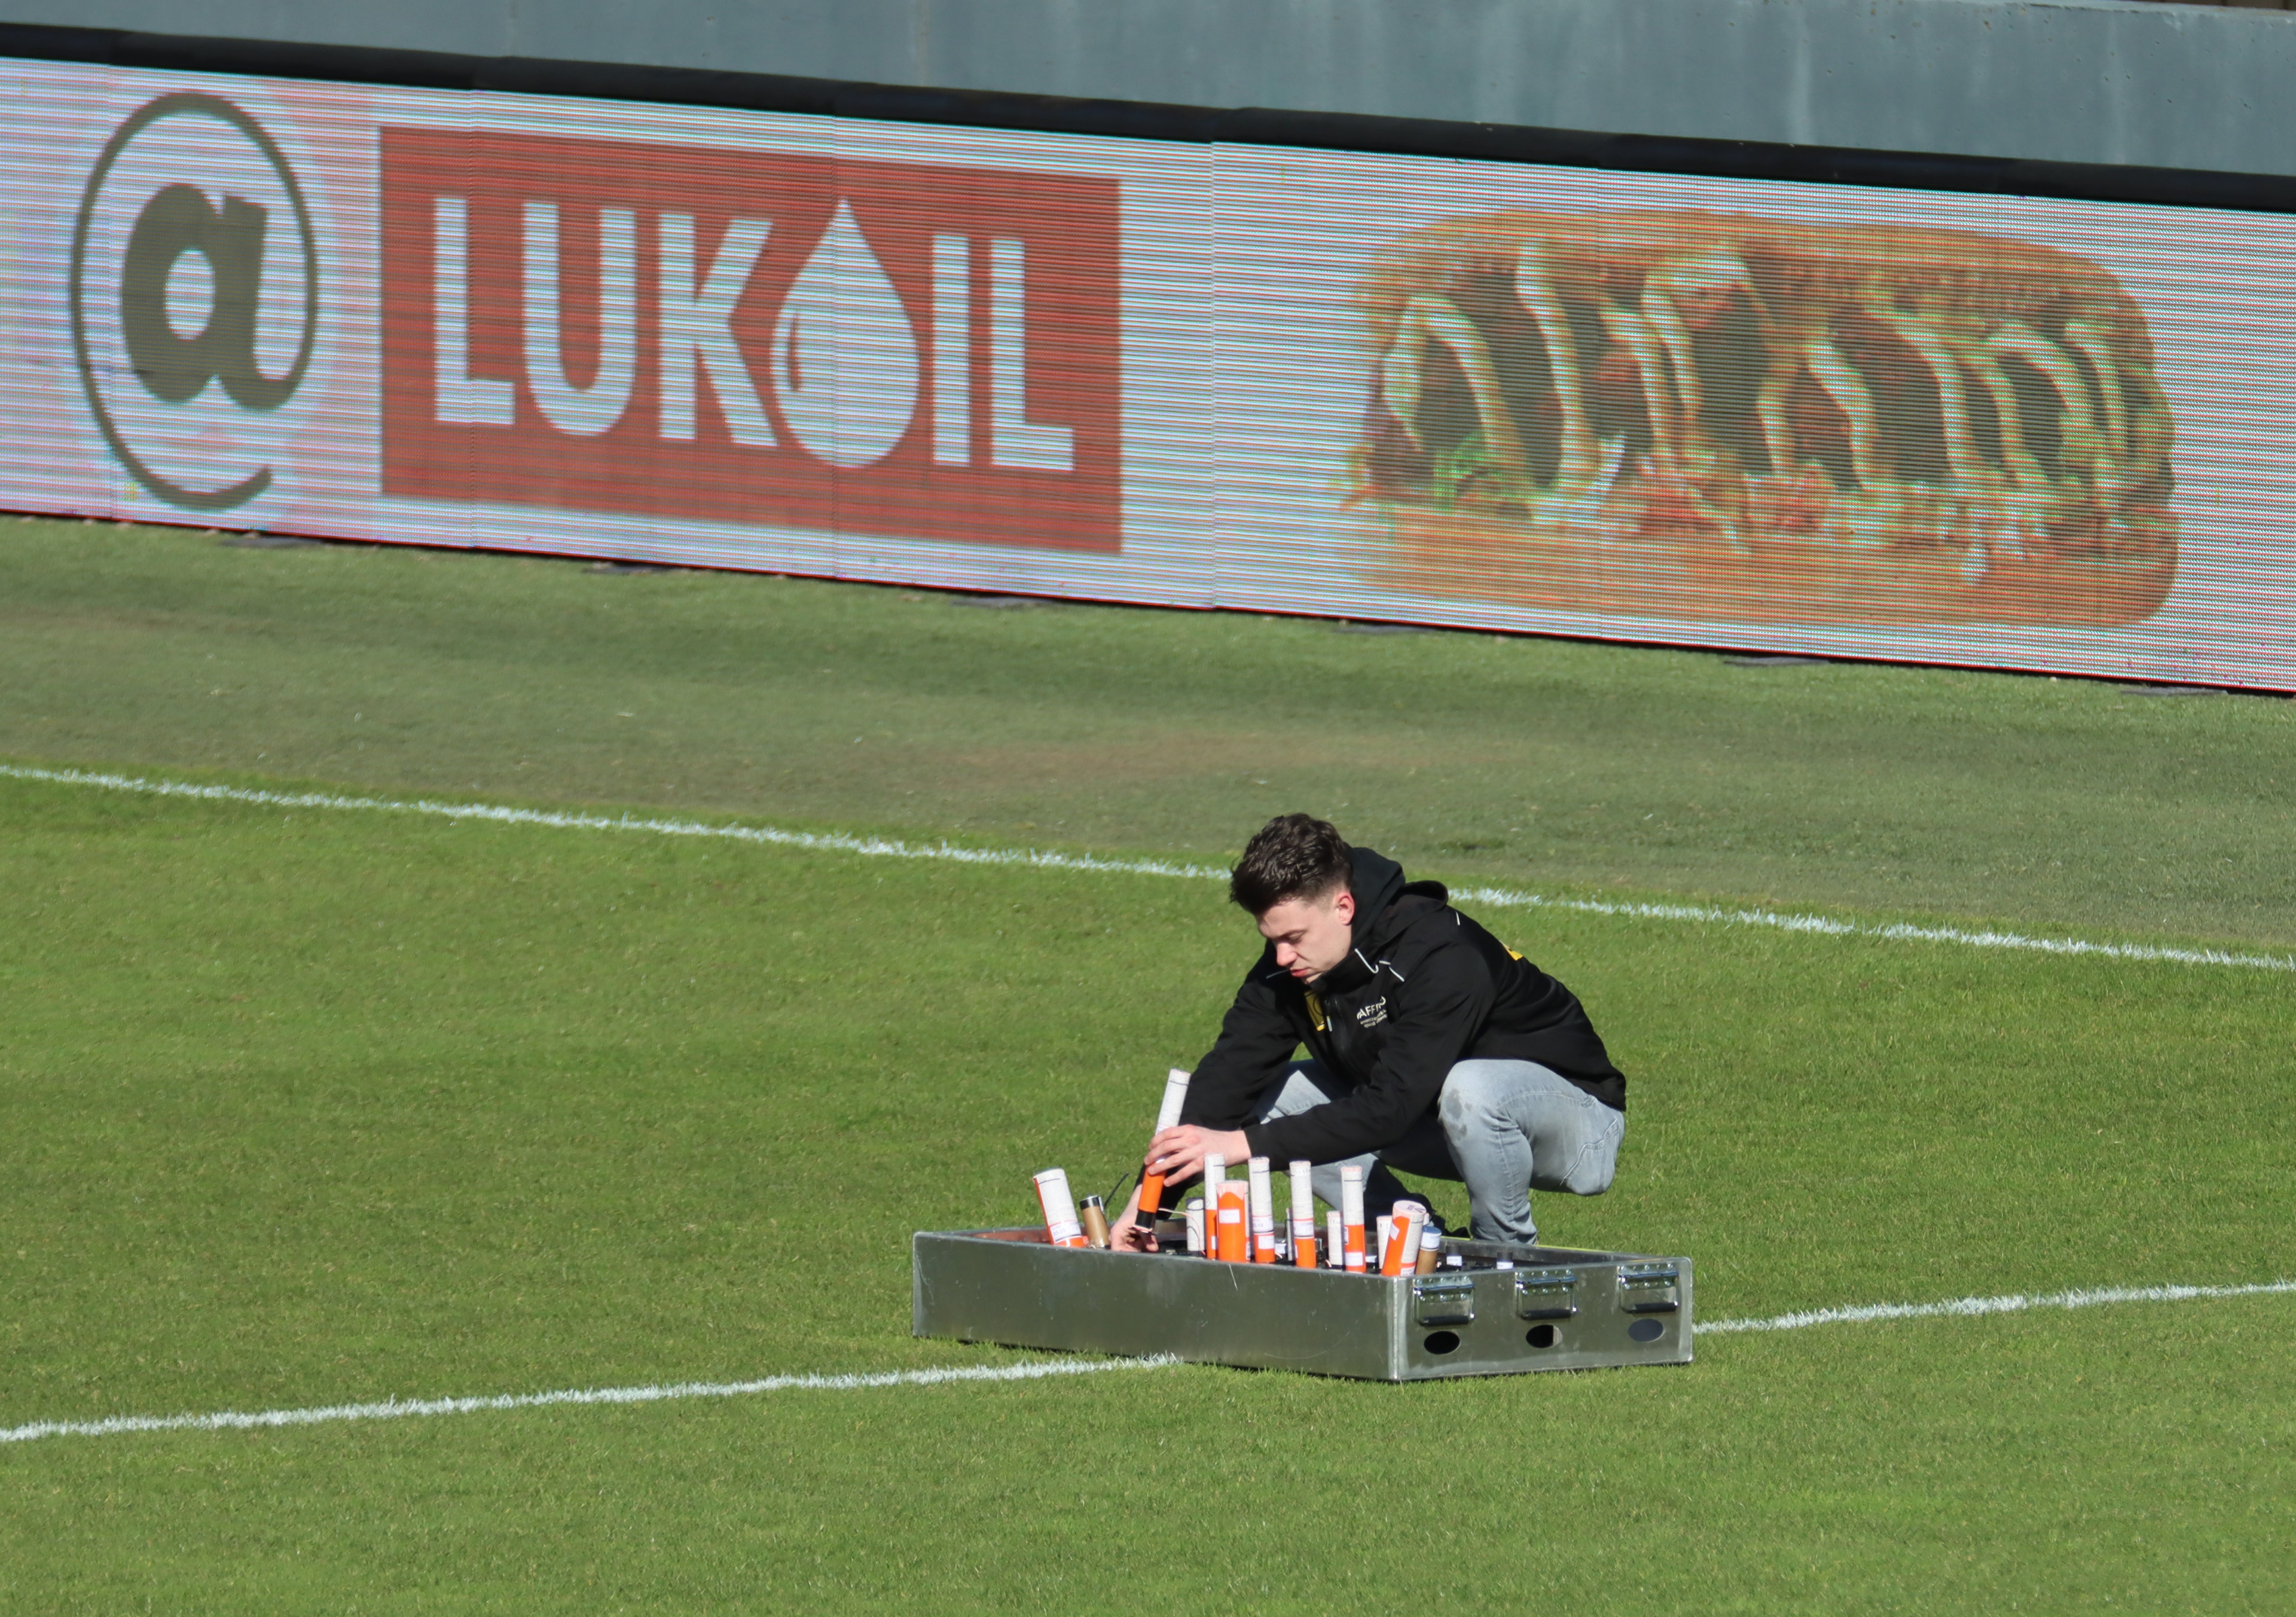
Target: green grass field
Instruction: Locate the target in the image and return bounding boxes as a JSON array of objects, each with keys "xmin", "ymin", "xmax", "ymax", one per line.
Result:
[{"xmin": 2, "ymin": 519, "xmax": 2291, "ymax": 1612}]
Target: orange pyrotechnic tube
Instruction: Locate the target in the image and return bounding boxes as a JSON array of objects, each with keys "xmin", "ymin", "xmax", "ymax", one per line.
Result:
[
  {"xmin": 1215, "ymin": 1183, "xmax": 1249, "ymax": 1263},
  {"xmin": 1201, "ymin": 1152, "xmax": 1228, "ymax": 1259},
  {"xmin": 1381, "ymin": 1200, "xmax": 1428, "ymax": 1277},
  {"xmin": 1288, "ymin": 1159, "xmax": 1317, "ymax": 1268},
  {"xmin": 1133, "ymin": 1069, "xmax": 1192, "ymax": 1231}
]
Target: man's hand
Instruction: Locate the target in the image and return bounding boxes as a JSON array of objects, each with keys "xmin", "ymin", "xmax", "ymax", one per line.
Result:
[
  {"xmin": 1107, "ymin": 1181, "xmax": 1155, "ymax": 1251},
  {"xmin": 1145, "ymin": 1124, "xmax": 1253, "ymax": 1188}
]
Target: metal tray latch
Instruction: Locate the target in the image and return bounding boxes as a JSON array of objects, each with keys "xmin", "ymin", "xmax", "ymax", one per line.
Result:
[
  {"xmin": 1515, "ymin": 1268, "xmax": 1580, "ymax": 1321},
  {"xmin": 1617, "ymin": 1262, "xmax": 1681, "ymax": 1314},
  {"xmin": 1412, "ymin": 1275, "xmax": 1476, "ymax": 1326}
]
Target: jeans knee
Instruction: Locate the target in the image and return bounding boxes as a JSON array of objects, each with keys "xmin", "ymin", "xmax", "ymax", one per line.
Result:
[
  {"xmin": 1437, "ymin": 1061, "xmax": 1509, "ymax": 1134},
  {"xmin": 1254, "ymin": 1064, "xmax": 1333, "ymax": 1125},
  {"xmin": 1562, "ymin": 1105, "xmax": 1625, "ymax": 1195}
]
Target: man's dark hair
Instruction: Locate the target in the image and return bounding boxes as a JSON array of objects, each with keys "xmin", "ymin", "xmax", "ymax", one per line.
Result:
[{"xmin": 1230, "ymin": 814, "xmax": 1352, "ymax": 914}]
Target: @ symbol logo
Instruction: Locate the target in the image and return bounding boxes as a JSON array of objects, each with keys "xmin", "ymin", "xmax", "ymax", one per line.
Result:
[{"xmin": 71, "ymin": 93, "xmax": 319, "ymax": 511}]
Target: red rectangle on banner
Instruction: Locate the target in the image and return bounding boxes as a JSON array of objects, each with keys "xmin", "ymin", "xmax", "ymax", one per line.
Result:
[{"xmin": 380, "ymin": 127, "xmax": 1122, "ymax": 551}]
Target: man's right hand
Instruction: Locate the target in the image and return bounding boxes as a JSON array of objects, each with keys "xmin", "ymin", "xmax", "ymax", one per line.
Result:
[{"xmin": 1144, "ymin": 1124, "xmax": 1252, "ymax": 1188}]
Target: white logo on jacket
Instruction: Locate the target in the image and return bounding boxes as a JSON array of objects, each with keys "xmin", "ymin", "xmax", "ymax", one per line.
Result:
[{"xmin": 1355, "ymin": 997, "xmax": 1388, "ymax": 1029}]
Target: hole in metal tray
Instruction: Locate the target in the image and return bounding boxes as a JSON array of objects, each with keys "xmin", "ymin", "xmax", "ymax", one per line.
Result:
[
  {"xmin": 1525, "ymin": 1324, "xmax": 1559, "ymax": 1349},
  {"xmin": 1422, "ymin": 1331, "xmax": 1461, "ymax": 1355},
  {"xmin": 1628, "ymin": 1318, "xmax": 1666, "ymax": 1343}
]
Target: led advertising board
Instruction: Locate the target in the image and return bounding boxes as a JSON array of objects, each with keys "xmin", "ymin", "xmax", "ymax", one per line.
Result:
[{"xmin": 13, "ymin": 59, "xmax": 2296, "ymax": 685}]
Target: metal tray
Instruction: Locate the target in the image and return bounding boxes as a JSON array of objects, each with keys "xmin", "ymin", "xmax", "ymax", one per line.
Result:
[{"xmin": 912, "ymin": 1228, "xmax": 1693, "ymax": 1381}]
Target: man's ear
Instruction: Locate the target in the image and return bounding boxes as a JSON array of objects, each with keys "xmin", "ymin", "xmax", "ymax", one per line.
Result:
[{"xmin": 1330, "ymin": 889, "xmax": 1355, "ymax": 926}]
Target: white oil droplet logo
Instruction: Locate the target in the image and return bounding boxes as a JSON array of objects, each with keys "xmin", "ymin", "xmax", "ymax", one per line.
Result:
[{"xmin": 771, "ymin": 200, "xmax": 920, "ymax": 469}]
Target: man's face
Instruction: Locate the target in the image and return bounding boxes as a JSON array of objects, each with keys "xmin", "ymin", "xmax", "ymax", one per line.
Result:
[{"xmin": 1256, "ymin": 887, "xmax": 1357, "ymax": 983}]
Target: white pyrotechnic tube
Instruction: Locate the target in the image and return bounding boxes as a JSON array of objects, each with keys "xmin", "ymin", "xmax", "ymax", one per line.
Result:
[
  {"xmin": 1247, "ymin": 1156, "xmax": 1278, "ymax": 1264},
  {"xmin": 1155, "ymin": 1069, "xmax": 1192, "ymax": 1131},
  {"xmin": 1033, "ymin": 1168, "xmax": 1088, "ymax": 1249},
  {"xmin": 1201, "ymin": 1155, "xmax": 1228, "ymax": 1261},
  {"xmin": 1288, "ymin": 1159, "xmax": 1317, "ymax": 1268}
]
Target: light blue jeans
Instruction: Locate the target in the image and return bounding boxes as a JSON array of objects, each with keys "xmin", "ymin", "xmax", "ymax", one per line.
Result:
[{"xmin": 1250, "ymin": 1058, "xmax": 1623, "ymax": 1245}]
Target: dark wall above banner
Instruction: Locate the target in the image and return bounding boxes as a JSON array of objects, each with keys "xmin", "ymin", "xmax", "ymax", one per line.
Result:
[
  {"xmin": 4, "ymin": 13, "xmax": 2296, "ymax": 221},
  {"xmin": 4, "ymin": 0, "xmax": 2296, "ymax": 182}
]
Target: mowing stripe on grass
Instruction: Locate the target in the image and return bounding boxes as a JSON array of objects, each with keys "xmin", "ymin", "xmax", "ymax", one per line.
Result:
[
  {"xmin": 0, "ymin": 1355, "xmax": 1181, "ymax": 1447},
  {"xmin": 4, "ymin": 761, "xmax": 2292, "ymax": 974},
  {"xmin": 1701, "ymin": 1278, "xmax": 2296, "ymax": 1335},
  {"xmin": 5, "ymin": 1282, "xmax": 2291, "ymax": 1447}
]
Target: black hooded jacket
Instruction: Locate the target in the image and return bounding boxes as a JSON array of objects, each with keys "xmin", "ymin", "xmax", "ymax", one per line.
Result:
[{"xmin": 1180, "ymin": 847, "xmax": 1624, "ymax": 1166}]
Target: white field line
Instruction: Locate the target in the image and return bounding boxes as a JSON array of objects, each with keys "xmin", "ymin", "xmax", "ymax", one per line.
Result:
[
  {"xmin": 0, "ymin": 1354, "xmax": 1180, "ymax": 1447},
  {"xmin": 1700, "ymin": 1278, "xmax": 2296, "ymax": 1334},
  {"xmin": 3, "ymin": 761, "xmax": 2292, "ymax": 974},
  {"xmin": 5, "ymin": 1280, "xmax": 2289, "ymax": 1448},
  {"xmin": 1448, "ymin": 886, "xmax": 2296, "ymax": 972}
]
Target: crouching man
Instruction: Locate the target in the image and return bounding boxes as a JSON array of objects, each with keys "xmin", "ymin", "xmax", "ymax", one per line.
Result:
[{"xmin": 1113, "ymin": 813, "xmax": 1625, "ymax": 1249}]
